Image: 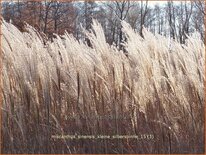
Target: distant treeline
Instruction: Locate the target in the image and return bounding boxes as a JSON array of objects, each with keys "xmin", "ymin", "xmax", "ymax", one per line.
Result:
[{"xmin": 2, "ymin": 0, "xmax": 205, "ymax": 47}]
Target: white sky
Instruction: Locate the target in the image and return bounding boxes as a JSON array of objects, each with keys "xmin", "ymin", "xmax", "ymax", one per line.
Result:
[{"xmin": 148, "ymin": 1, "xmax": 167, "ymax": 5}]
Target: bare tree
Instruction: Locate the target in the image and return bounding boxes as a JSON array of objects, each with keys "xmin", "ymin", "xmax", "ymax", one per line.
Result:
[
  {"xmin": 194, "ymin": 0, "xmax": 205, "ymax": 15},
  {"xmin": 179, "ymin": 1, "xmax": 193, "ymax": 43},
  {"xmin": 139, "ymin": 0, "xmax": 149, "ymax": 37},
  {"xmin": 84, "ymin": 1, "xmax": 96, "ymax": 46},
  {"xmin": 106, "ymin": 1, "xmax": 133, "ymax": 49},
  {"xmin": 43, "ymin": 0, "xmax": 52, "ymax": 34},
  {"xmin": 167, "ymin": 1, "xmax": 177, "ymax": 40}
]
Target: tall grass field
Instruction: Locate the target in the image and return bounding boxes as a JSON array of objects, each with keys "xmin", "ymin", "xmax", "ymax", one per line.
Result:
[{"xmin": 2, "ymin": 19, "xmax": 205, "ymax": 153}]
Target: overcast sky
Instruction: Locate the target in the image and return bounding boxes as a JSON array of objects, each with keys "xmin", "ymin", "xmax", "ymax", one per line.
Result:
[{"xmin": 148, "ymin": 1, "xmax": 167, "ymax": 5}]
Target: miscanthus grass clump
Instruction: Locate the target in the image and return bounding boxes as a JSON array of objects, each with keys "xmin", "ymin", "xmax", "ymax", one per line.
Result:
[{"xmin": 2, "ymin": 19, "xmax": 205, "ymax": 154}]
